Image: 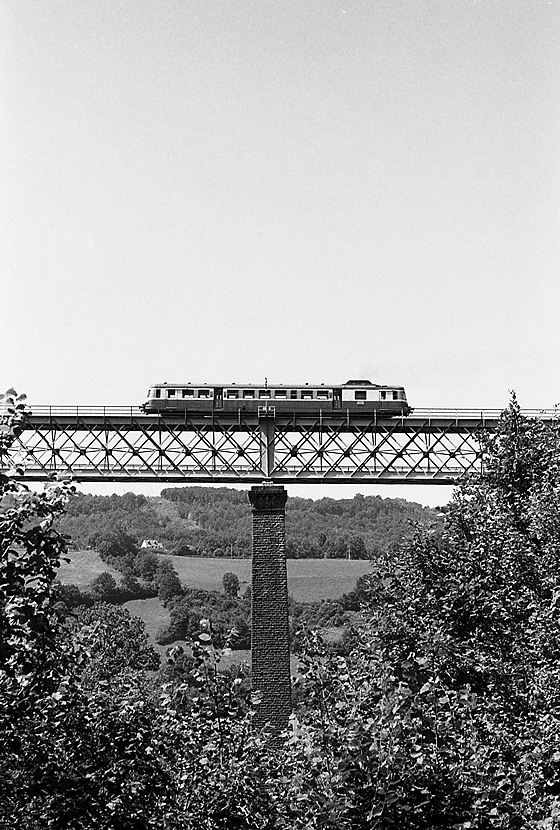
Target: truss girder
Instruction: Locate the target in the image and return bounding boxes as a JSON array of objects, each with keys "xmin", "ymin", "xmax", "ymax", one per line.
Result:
[{"xmin": 0, "ymin": 411, "xmax": 514, "ymax": 484}]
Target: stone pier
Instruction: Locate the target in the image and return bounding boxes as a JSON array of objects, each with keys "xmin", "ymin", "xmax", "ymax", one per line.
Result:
[{"xmin": 249, "ymin": 483, "xmax": 291, "ymax": 738}]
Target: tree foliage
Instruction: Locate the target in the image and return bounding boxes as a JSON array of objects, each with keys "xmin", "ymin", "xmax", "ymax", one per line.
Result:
[
  {"xmin": 272, "ymin": 397, "xmax": 560, "ymax": 828},
  {"xmin": 222, "ymin": 571, "xmax": 240, "ymax": 597},
  {"xmin": 0, "ymin": 397, "xmax": 180, "ymax": 829}
]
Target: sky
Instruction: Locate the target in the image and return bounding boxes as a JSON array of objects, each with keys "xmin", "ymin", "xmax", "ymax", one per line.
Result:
[{"xmin": 2, "ymin": 1, "xmax": 559, "ymax": 507}]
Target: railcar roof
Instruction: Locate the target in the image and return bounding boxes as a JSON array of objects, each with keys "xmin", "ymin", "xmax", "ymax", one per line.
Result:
[{"xmin": 151, "ymin": 381, "xmax": 405, "ymax": 390}]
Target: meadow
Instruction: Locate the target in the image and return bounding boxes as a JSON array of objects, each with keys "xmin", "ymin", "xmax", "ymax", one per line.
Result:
[{"xmin": 59, "ymin": 550, "xmax": 372, "ymax": 602}]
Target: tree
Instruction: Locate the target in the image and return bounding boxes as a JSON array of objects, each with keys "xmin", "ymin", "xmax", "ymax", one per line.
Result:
[
  {"xmin": 347, "ymin": 534, "xmax": 367, "ymax": 560},
  {"xmin": 71, "ymin": 603, "xmax": 160, "ymax": 684},
  {"xmin": 0, "ymin": 396, "xmax": 184, "ymax": 829},
  {"xmin": 0, "ymin": 390, "xmax": 73, "ymax": 694},
  {"xmin": 322, "ymin": 536, "xmax": 348, "ymax": 559},
  {"xmin": 52, "ymin": 581, "xmax": 93, "ymax": 611},
  {"xmin": 156, "ymin": 600, "xmax": 200, "ymax": 645},
  {"xmin": 133, "ymin": 549, "xmax": 159, "ymax": 581},
  {"xmin": 90, "ymin": 527, "xmax": 139, "ymax": 572},
  {"xmin": 155, "ymin": 560, "xmax": 183, "ymax": 604},
  {"xmin": 172, "ymin": 540, "xmax": 194, "ymax": 556},
  {"xmin": 90, "ymin": 570, "xmax": 118, "ymax": 601},
  {"xmin": 222, "ymin": 571, "xmax": 240, "ymax": 597},
  {"xmin": 119, "ymin": 571, "xmax": 157, "ymax": 600}
]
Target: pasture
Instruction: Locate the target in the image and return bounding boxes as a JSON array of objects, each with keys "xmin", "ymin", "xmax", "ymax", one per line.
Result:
[
  {"xmin": 58, "ymin": 550, "xmax": 372, "ymax": 602},
  {"xmin": 166, "ymin": 555, "xmax": 372, "ymax": 601},
  {"xmin": 57, "ymin": 549, "xmax": 121, "ymax": 588}
]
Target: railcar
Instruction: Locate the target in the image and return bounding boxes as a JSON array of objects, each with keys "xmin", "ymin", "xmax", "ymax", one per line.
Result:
[{"xmin": 141, "ymin": 380, "xmax": 410, "ymax": 417}]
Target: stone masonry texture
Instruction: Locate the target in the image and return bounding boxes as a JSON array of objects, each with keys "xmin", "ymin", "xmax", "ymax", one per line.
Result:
[{"xmin": 249, "ymin": 484, "xmax": 292, "ymax": 739}]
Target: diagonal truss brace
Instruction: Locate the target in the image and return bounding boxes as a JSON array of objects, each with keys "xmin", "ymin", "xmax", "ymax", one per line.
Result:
[{"xmin": 1, "ymin": 411, "xmax": 503, "ymax": 484}]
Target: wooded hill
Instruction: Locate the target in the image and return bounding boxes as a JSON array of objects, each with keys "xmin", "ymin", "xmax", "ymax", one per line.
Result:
[{"xmin": 58, "ymin": 487, "xmax": 440, "ymax": 558}]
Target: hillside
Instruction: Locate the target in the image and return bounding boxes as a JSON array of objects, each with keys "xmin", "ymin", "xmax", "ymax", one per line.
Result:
[{"xmin": 58, "ymin": 486, "xmax": 441, "ymax": 558}]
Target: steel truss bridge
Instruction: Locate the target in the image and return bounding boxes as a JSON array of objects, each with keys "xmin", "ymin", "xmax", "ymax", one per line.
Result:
[{"xmin": 3, "ymin": 405, "xmax": 557, "ymax": 485}]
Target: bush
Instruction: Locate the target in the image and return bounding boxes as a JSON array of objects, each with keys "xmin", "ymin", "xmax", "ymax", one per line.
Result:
[{"xmin": 222, "ymin": 571, "xmax": 240, "ymax": 597}]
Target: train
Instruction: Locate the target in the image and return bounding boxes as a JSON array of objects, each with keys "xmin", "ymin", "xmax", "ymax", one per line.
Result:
[{"xmin": 141, "ymin": 379, "xmax": 411, "ymax": 417}]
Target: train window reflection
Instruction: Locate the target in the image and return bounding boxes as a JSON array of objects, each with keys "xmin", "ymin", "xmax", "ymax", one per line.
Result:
[
  {"xmin": 259, "ymin": 390, "xmax": 272, "ymax": 398},
  {"xmin": 226, "ymin": 390, "xmax": 239, "ymax": 398},
  {"xmin": 301, "ymin": 390, "xmax": 313, "ymax": 399},
  {"xmin": 243, "ymin": 390, "xmax": 255, "ymax": 398},
  {"xmin": 274, "ymin": 390, "xmax": 287, "ymax": 398}
]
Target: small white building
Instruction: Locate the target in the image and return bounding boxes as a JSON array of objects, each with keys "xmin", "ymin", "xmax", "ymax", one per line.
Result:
[{"xmin": 141, "ymin": 539, "xmax": 164, "ymax": 550}]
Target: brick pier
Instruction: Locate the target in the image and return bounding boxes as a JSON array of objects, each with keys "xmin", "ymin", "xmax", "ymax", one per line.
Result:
[{"xmin": 249, "ymin": 483, "xmax": 291, "ymax": 739}]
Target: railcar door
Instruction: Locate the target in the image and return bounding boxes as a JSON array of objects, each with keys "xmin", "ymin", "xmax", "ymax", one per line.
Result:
[
  {"xmin": 333, "ymin": 389, "xmax": 342, "ymax": 410},
  {"xmin": 214, "ymin": 387, "xmax": 224, "ymax": 410}
]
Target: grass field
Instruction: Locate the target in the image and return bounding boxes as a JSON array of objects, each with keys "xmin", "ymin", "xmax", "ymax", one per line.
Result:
[
  {"xmin": 57, "ymin": 549, "xmax": 121, "ymax": 588},
  {"xmin": 59, "ymin": 550, "xmax": 372, "ymax": 601},
  {"xmin": 150, "ymin": 555, "xmax": 372, "ymax": 602}
]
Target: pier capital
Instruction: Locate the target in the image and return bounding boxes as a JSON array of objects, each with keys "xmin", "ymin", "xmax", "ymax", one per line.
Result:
[{"xmin": 249, "ymin": 483, "xmax": 287, "ymax": 513}]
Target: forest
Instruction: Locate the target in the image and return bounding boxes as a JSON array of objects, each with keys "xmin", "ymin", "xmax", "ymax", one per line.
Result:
[
  {"xmin": 58, "ymin": 485, "xmax": 438, "ymax": 559},
  {"xmin": 2, "ymin": 396, "xmax": 560, "ymax": 828}
]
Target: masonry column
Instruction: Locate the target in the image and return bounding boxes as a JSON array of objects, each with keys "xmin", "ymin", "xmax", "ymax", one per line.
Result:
[{"xmin": 249, "ymin": 482, "xmax": 291, "ymax": 738}]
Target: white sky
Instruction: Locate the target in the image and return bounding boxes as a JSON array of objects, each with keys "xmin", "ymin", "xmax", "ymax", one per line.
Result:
[{"xmin": 2, "ymin": 1, "xmax": 559, "ymax": 507}]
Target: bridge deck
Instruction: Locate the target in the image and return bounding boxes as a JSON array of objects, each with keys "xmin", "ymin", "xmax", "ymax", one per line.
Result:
[
  {"xmin": 23, "ymin": 406, "xmax": 557, "ymax": 431},
  {"xmin": 3, "ymin": 406, "xmax": 557, "ymax": 484}
]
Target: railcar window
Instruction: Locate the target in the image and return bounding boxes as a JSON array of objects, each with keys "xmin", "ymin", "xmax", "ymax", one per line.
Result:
[
  {"xmin": 226, "ymin": 390, "xmax": 239, "ymax": 399},
  {"xmin": 380, "ymin": 391, "xmax": 387, "ymax": 400},
  {"xmin": 274, "ymin": 390, "xmax": 287, "ymax": 398},
  {"xmin": 301, "ymin": 390, "xmax": 314, "ymax": 399},
  {"xmin": 355, "ymin": 391, "xmax": 367, "ymax": 400},
  {"xmin": 243, "ymin": 390, "xmax": 255, "ymax": 399},
  {"xmin": 290, "ymin": 390, "xmax": 298, "ymax": 399},
  {"xmin": 182, "ymin": 389, "xmax": 194, "ymax": 398},
  {"xmin": 392, "ymin": 391, "xmax": 399, "ymax": 400},
  {"xmin": 198, "ymin": 389, "xmax": 211, "ymax": 398},
  {"xmin": 317, "ymin": 390, "xmax": 330, "ymax": 399},
  {"xmin": 155, "ymin": 389, "xmax": 161, "ymax": 398},
  {"xmin": 167, "ymin": 389, "xmax": 176, "ymax": 397},
  {"xmin": 258, "ymin": 390, "xmax": 272, "ymax": 399}
]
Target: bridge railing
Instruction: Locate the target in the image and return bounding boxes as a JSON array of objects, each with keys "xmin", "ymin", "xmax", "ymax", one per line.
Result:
[
  {"xmin": 410, "ymin": 408, "xmax": 559, "ymax": 420},
  {"xmin": 23, "ymin": 406, "xmax": 146, "ymax": 418},
  {"xmin": 18, "ymin": 405, "xmax": 560, "ymax": 421}
]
